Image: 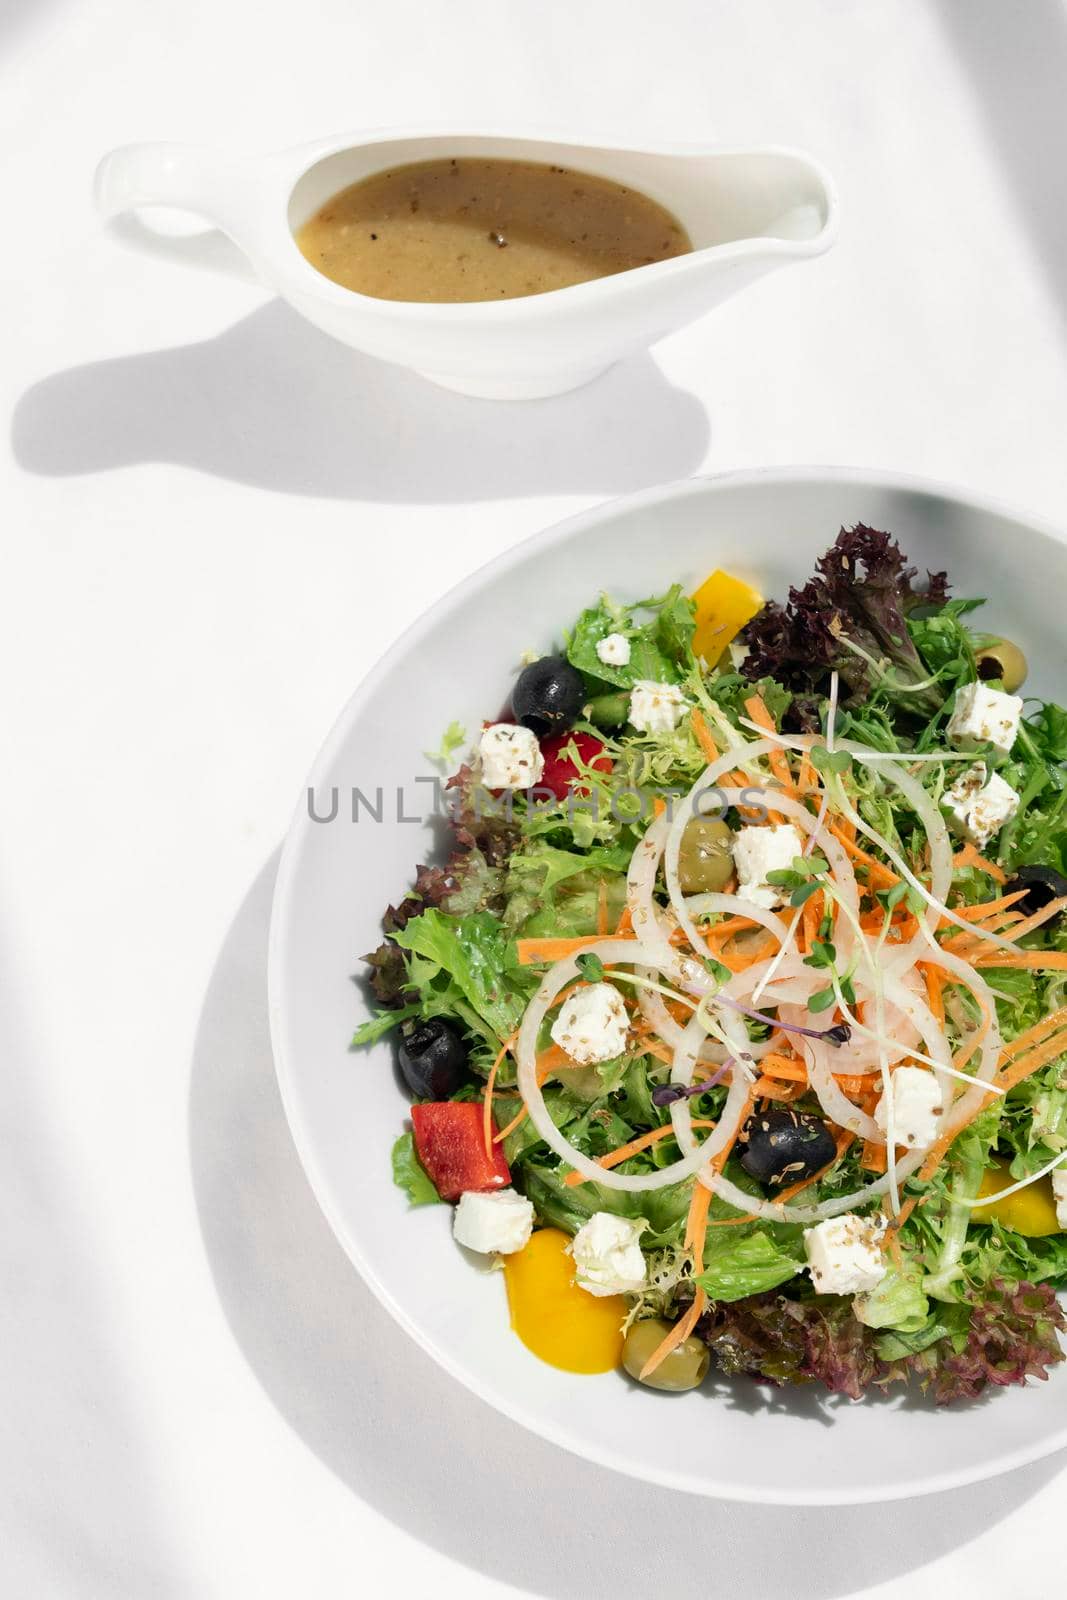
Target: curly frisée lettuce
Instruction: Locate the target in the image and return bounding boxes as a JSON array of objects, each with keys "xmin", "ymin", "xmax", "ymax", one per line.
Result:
[{"xmin": 353, "ymin": 524, "xmax": 1067, "ymax": 1404}]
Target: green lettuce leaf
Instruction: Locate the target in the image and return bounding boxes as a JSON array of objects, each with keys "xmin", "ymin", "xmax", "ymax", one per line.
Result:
[
  {"xmin": 518, "ymin": 1160, "xmax": 691, "ymax": 1247},
  {"xmin": 390, "ymin": 909, "xmax": 530, "ymax": 1043},
  {"xmin": 854, "ymin": 1260, "xmax": 930, "ymax": 1333},
  {"xmin": 351, "ymin": 1000, "xmax": 421, "ymax": 1047},
  {"xmin": 697, "ymin": 1225, "xmax": 806, "ymax": 1302},
  {"xmin": 565, "ymin": 586, "xmax": 695, "ymax": 690},
  {"xmin": 391, "ymin": 1132, "xmax": 442, "ymax": 1206}
]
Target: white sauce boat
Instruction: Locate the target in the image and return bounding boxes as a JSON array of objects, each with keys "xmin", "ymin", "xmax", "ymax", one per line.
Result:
[{"xmin": 95, "ymin": 127, "xmax": 839, "ymax": 400}]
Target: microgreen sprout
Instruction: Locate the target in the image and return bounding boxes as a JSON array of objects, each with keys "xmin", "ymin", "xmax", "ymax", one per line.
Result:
[
  {"xmin": 651, "ymin": 1058, "xmax": 734, "ymax": 1107},
  {"xmin": 810, "ymin": 744, "xmax": 853, "ymax": 777}
]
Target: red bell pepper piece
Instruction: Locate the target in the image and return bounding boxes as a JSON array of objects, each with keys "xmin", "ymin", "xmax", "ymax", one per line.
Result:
[
  {"xmin": 410, "ymin": 1102, "xmax": 511, "ymax": 1202},
  {"xmin": 538, "ymin": 731, "xmax": 612, "ymax": 800}
]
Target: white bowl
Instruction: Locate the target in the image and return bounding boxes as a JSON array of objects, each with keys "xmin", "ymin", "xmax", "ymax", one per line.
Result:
[{"xmin": 269, "ymin": 467, "xmax": 1067, "ymax": 1503}]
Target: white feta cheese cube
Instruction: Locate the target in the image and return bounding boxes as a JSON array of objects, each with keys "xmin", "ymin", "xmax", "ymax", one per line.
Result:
[
  {"xmin": 947, "ymin": 682, "xmax": 1023, "ymax": 756},
  {"xmin": 942, "ymin": 763, "xmax": 1020, "ymax": 849},
  {"xmin": 550, "ymin": 980, "xmax": 629, "ymax": 1065},
  {"xmin": 628, "ymin": 679, "xmax": 688, "ymax": 734},
  {"xmin": 873, "ymin": 1064, "xmax": 944, "ymax": 1150},
  {"xmin": 452, "ymin": 1188, "xmax": 534, "ymax": 1255},
  {"xmin": 478, "ymin": 722, "xmax": 544, "ymax": 789},
  {"xmin": 568, "ymin": 1212, "xmax": 647, "ymax": 1296},
  {"xmin": 731, "ymin": 823, "xmax": 804, "ymax": 909},
  {"xmin": 596, "ymin": 632, "xmax": 632, "ymax": 667},
  {"xmin": 1052, "ymin": 1166, "xmax": 1067, "ymax": 1230},
  {"xmin": 804, "ymin": 1213, "xmax": 887, "ymax": 1296}
]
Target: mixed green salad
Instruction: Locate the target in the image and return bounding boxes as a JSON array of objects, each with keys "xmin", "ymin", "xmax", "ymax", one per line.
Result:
[{"xmin": 356, "ymin": 525, "xmax": 1067, "ymax": 1402}]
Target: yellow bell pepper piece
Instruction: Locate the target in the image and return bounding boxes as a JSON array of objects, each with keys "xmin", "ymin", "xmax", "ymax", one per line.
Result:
[
  {"xmin": 691, "ymin": 569, "xmax": 763, "ymax": 667},
  {"xmin": 972, "ymin": 1155, "xmax": 1061, "ymax": 1237}
]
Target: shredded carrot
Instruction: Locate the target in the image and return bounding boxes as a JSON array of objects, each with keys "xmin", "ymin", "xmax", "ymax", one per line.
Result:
[
  {"xmin": 796, "ymin": 750, "xmax": 815, "ymax": 796},
  {"xmin": 886, "ymin": 1195, "xmax": 920, "ymax": 1235},
  {"xmin": 482, "ymin": 1031, "xmax": 518, "ymax": 1158},
  {"xmin": 760, "ymin": 1054, "xmax": 808, "ymax": 1083},
  {"xmin": 828, "ymin": 825, "xmax": 900, "ymax": 889},
  {"xmin": 641, "ymin": 1150, "xmax": 727, "ymax": 1381},
  {"xmin": 638, "ymin": 1288, "xmax": 707, "ymax": 1381},
  {"xmin": 952, "ymin": 844, "xmax": 1007, "ymax": 884},
  {"xmin": 706, "ymin": 1212, "xmax": 759, "ymax": 1227},
  {"xmin": 711, "ymin": 1088, "xmax": 756, "ymax": 1177},
  {"xmin": 703, "ymin": 914, "xmax": 761, "ymax": 939},
  {"xmin": 614, "ymin": 904, "xmax": 633, "ymax": 937},
  {"xmin": 860, "ymin": 1137, "xmax": 888, "ymax": 1174},
  {"xmin": 948, "ymin": 889, "xmax": 1029, "ymax": 924},
  {"xmin": 972, "ymin": 950, "xmax": 1067, "ymax": 972},
  {"xmin": 492, "ymin": 1106, "xmax": 528, "ymax": 1146},
  {"xmin": 999, "ymin": 1007, "xmax": 1067, "ymax": 1064},
  {"xmin": 637, "ymin": 1034, "xmax": 679, "ymax": 1067},
  {"xmin": 491, "ymin": 1045, "xmax": 569, "ymax": 1144},
  {"xmin": 516, "ymin": 934, "xmax": 616, "ymax": 965},
  {"xmin": 942, "ymin": 916, "xmax": 1025, "ymax": 958},
  {"xmin": 721, "ymin": 934, "xmax": 778, "ymax": 973},
  {"xmin": 973, "ymin": 895, "xmax": 1067, "ymax": 945},
  {"xmin": 918, "ymin": 1016, "xmax": 1067, "ymax": 1180},
  {"xmin": 756, "ymin": 1053, "xmax": 873, "ymax": 1096},
  {"xmin": 921, "ymin": 962, "xmax": 945, "ymax": 1027},
  {"xmin": 744, "ymin": 694, "xmax": 795, "ymax": 802},
  {"xmin": 946, "ymin": 991, "xmax": 994, "ymax": 1080},
  {"xmin": 918, "ymin": 1129, "xmax": 964, "ymax": 1185},
  {"xmin": 941, "ymin": 897, "xmax": 1063, "ymax": 958},
  {"xmin": 690, "ymin": 707, "xmax": 719, "ymax": 764},
  {"xmin": 684, "ymin": 1178, "xmax": 713, "ymax": 1256},
  {"xmin": 836, "ymin": 1073, "xmax": 881, "ymax": 1096},
  {"xmin": 801, "ymin": 890, "xmax": 823, "ymax": 954},
  {"xmin": 562, "ymin": 1118, "xmax": 718, "ymax": 1186},
  {"xmin": 996, "ymin": 1029, "xmax": 1067, "ymax": 1093},
  {"xmin": 753, "ymin": 1075, "xmax": 805, "ymax": 1101}
]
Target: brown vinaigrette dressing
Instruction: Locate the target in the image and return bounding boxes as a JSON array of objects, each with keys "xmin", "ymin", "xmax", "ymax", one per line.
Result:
[{"xmin": 295, "ymin": 157, "xmax": 693, "ymax": 303}]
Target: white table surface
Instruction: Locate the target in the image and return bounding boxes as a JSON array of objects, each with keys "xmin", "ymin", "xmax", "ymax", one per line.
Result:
[{"xmin": 5, "ymin": 0, "xmax": 1067, "ymax": 1594}]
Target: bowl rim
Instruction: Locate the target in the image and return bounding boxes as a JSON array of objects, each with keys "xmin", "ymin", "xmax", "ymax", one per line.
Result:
[{"xmin": 267, "ymin": 465, "xmax": 1067, "ymax": 1503}]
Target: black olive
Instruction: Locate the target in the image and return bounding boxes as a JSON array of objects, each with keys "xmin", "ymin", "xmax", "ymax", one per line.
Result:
[
  {"xmin": 512, "ymin": 656, "xmax": 586, "ymax": 736},
  {"xmin": 737, "ymin": 1107, "xmax": 837, "ymax": 1188},
  {"xmin": 1005, "ymin": 865, "xmax": 1067, "ymax": 915},
  {"xmin": 397, "ymin": 1019, "xmax": 468, "ymax": 1099}
]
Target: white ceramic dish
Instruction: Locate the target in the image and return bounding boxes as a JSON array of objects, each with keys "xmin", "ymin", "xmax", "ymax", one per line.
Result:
[
  {"xmin": 94, "ymin": 127, "xmax": 837, "ymax": 398},
  {"xmin": 269, "ymin": 467, "xmax": 1067, "ymax": 1503}
]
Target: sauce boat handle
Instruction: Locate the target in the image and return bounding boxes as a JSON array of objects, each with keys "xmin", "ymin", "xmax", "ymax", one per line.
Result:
[{"xmin": 94, "ymin": 143, "xmax": 264, "ymax": 249}]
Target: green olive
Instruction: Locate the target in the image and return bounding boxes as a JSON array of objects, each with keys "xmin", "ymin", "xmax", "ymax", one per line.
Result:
[
  {"xmin": 621, "ymin": 1317, "xmax": 711, "ymax": 1392},
  {"xmin": 677, "ymin": 817, "xmax": 735, "ymax": 894},
  {"xmin": 976, "ymin": 638, "xmax": 1028, "ymax": 694}
]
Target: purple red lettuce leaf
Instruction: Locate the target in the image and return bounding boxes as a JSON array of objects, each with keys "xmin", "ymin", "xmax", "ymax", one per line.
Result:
[
  {"xmin": 741, "ymin": 524, "xmax": 951, "ymax": 716},
  {"xmin": 698, "ymin": 1277, "xmax": 1064, "ymax": 1404},
  {"xmin": 362, "ymin": 764, "xmax": 520, "ymax": 1006}
]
